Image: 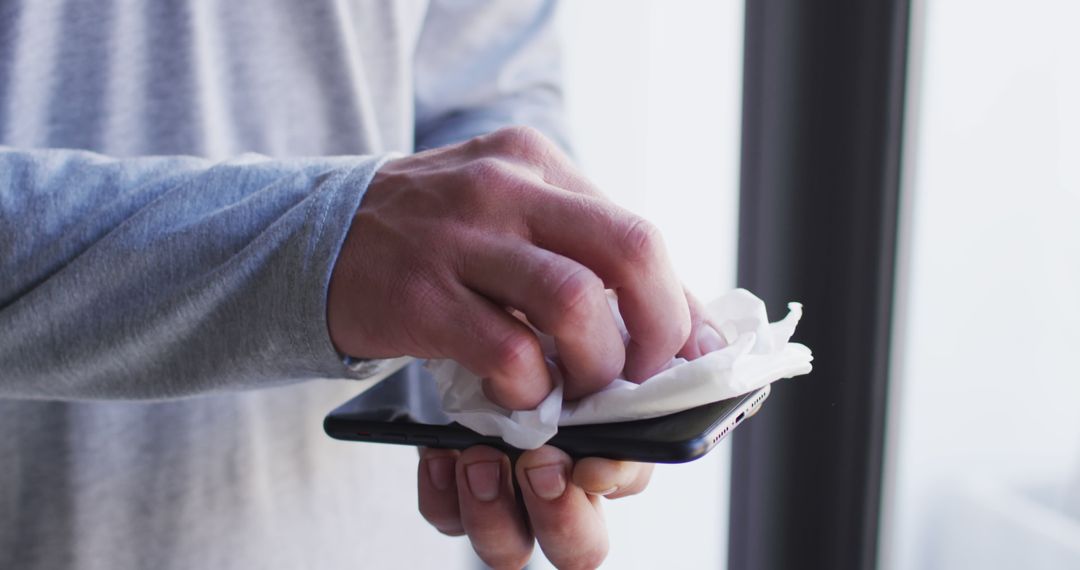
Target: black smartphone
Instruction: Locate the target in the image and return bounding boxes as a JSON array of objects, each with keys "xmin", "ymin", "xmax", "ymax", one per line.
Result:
[{"xmin": 324, "ymin": 363, "xmax": 770, "ymax": 463}]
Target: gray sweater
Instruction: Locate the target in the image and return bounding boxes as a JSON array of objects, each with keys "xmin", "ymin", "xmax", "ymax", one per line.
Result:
[{"xmin": 0, "ymin": 1, "xmax": 567, "ymax": 567}]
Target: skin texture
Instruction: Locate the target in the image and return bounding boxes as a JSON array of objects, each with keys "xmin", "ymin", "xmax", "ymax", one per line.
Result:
[{"xmin": 327, "ymin": 126, "xmax": 723, "ymax": 569}]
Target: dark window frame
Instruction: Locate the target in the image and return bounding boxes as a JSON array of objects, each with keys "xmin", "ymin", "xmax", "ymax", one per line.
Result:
[{"xmin": 727, "ymin": 1, "xmax": 913, "ymax": 569}]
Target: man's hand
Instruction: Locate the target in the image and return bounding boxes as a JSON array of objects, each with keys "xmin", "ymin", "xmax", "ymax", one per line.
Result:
[
  {"xmin": 328, "ymin": 126, "xmax": 719, "ymax": 406},
  {"xmin": 417, "ymin": 445, "xmax": 654, "ymax": 570},
  {"xmin": 327, "ymin": 126, "xmax": 723, "ymax": 569}
]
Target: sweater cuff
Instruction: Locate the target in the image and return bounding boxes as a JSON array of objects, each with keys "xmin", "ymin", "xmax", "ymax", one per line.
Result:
[{"xmin": 290, "ymin": 153, "xmax": 405, "ymax": 381}]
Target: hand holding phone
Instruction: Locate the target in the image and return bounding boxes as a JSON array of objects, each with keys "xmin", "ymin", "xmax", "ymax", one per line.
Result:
[
  {"xmin": 327, "ymin": 363, "xmax": 769, "ymax": 568},
  {"xmin": 324, "ymin": 363, "xmax": 769, "ymax": 463}
]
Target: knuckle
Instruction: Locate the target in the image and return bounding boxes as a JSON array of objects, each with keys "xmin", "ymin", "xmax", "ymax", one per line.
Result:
[
  {"xmin": 550, "ymin": 267, "xmax": 603, "ymax": 327},
  {"xmin": 620, "ymin": 217, "xmax": 663, "ymax": 263},
  {"xmin": 462, "ymin": 156, "xmax": 515, "ymax": 188},
  {"xmin": 460, "ymin": 133, "xmax": 487, "ymax": 155},
  {"xmin": 489, "ymin": 331, "xmax": 539, "ymax": 378},
  {"xmin": 488, "ymin": 125, "xmax": 549, "ymax": 157}
]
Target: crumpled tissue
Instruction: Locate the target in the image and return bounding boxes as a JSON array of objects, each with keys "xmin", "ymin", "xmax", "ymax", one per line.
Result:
[{"xmin": 426, "ymin": 288, "xmax": 813, "ymax": 449}]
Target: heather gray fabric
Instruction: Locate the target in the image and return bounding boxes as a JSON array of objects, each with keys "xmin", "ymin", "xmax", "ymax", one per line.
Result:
[{"xmin": 0, "ymin": 0, "xmax": 568, "ymax": 568}]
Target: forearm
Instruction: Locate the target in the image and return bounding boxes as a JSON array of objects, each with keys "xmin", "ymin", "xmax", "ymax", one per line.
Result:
[{"xmin": 0, "ymin": 146, "xmax": 392, "ymax": 400}]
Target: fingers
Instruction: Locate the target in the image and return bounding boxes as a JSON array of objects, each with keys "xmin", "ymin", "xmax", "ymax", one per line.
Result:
[
  {"xmin": 426, "ymin": 285, "xmax": 553, "ymax": 410},
  {"xmin": 516, "ymin": 446, "xmax": 609, "ymax": 570},
  {"xmin": 678, "ymin": 288, "xmax": 727, "ymax": 360},
  {"xmin": 461, "ymin": 240, "xmax": 626, "ymax": 400},
  {"xmin": 572, "ymin": 458, "xmax": 655, "ymax": 500},
  {"xmin": 417, "ymin": 448, "xmax": 464, "ymax": 536},
  {"xmin": 456, "ymin": 446, "xmax": 534, "ymax": 570},
  {"xmin": 466, "ymin": 127, "xmax": 692, "ymax": 382},
  {"xmin": 419, "ymin": 444, "xmax": 640, "ymax": 570},
  {"xmin": 524, "ymin": 190, "xmax": 691, "ymax": 381}
]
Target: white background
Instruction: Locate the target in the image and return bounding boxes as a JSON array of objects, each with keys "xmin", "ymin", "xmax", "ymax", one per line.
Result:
[{"xmin": 879, "ymin": 0, "xmax": 1080, "ymax": 568}]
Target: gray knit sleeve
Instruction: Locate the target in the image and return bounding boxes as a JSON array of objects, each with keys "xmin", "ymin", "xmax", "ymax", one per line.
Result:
[{"xmin": 0, "ymin": 147, "xmax": 394, "ymax": 400}]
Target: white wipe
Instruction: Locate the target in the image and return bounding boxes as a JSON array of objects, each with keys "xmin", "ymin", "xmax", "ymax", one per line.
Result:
[{"xmin": 426, "ymin": 288, "xmax": 814, "ymax": 449}]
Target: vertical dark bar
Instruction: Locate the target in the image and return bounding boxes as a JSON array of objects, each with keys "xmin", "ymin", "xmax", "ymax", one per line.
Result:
[{"xmin": 728, "ymin": 1, "xmax": 911, "ymax": 570}]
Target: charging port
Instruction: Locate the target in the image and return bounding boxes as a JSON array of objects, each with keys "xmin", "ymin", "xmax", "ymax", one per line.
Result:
[{"xmin": 736, "ymin": 412, "xmax": 746, "ymax": 423}]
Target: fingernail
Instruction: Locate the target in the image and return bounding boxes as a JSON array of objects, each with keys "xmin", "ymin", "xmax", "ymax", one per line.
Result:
[
  {"xmin": 587, "ymin": 486, "xmax": 618, "ymax": 497},
  {"xmin": 526, "ymin": 464, "xmax": 567, "ymax": 500},
  {"xmin": 426, "ymin": 456, "xmax": 454, "ymax": 492},
  {"xmin": 465, "ymin": 461, "xmax": 501, "ymax": 502},
  {"xmin": 697, "ymin": 324, "xmax": 726, "ymax": 354}
]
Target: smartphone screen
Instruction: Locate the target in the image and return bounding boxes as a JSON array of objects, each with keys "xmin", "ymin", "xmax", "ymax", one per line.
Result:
[{"xmin": 324, "ymin": 362, "xmax": 769, "ymax": 463}]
